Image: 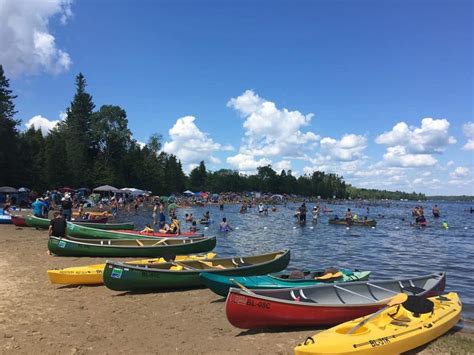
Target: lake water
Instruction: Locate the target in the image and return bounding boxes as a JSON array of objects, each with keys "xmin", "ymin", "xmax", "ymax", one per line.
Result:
[{"xmin": 119, "ymin": 200, "xmax": 474, "ymax": 323}]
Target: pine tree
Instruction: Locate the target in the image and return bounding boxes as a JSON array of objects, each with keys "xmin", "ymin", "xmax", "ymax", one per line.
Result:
[
  {"xmin": 0, "ymin": 65, "xmax": 20, "ymax": 186},
  {"xmin": 64, "ymin": 73, "xmax": 95, "ymax": 187}
]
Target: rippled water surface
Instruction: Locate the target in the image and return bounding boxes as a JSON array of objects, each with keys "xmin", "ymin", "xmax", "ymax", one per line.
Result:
[{"xmin": 119, "ymin": 200, "xmax": 474, "ymax": 321}]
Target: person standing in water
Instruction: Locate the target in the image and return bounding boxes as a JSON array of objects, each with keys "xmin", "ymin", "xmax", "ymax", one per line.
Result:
[
  {"xmin": 298, "ymin": 203, "xmax": 307, "ymax": 224},
  {"xmin": 219, "ymin": 217, "xmax": 233, "ymax": 232},
  {"xmin": 432, "ymin": 204, "xmax": 441, "ymax": 217}
]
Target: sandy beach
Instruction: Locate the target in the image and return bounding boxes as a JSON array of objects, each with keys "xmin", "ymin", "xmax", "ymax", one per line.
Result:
[{"xmin": 1, "ymin": 223, "xmax": 473, "ymax": 355}]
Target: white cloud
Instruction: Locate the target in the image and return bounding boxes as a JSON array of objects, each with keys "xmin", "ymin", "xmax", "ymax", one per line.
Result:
[
  {"xmin": 462, "ymin": 122, "xmax": 474, "ymax": 151},
  {"xmin": 382, "ymin": 146, "xmax": 437, "ymax": 167},
  {"xmin": 375, "ymin": 118, "xmax": 456, "ymax": 168},
  {"xmin": 0, "ymin": 0, "xmax": 72, "ymax": 76},
  {"xmin": 450, "ymin": 166, "xmax": 470, "ymax": 178},
  {"xmin": 226, "ymin": 153, "xmax": 271, "ymax": 174},
  {"xmin": 24, "ymin": 114, "xmax": 62, "ymax": 135},
  {"xmin": 227, "ymin": 90, "xmax": 319, "ymax": 159},
  {"xmin": 376, "ymin": 118, "xmax": 456, "ymax": 154},
  {"xmin": 447, "ymin": 160, "xmax": 455, "ymax": 167},
  {"xmin": 319, "ymin": 134, "xmax": 367, "ymax": 161},
  {"xmin": 273, "ymin": 160, "xmax": 291, "ymax": 173},
  {"xmin": 163, "ymin": 116, "xmax": 229, "ymax": 171}
]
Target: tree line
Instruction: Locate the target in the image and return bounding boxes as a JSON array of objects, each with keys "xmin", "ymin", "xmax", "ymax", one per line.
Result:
[{"xmin": 0, "ymin": 65, "xmax": 425, "ymax": 200}]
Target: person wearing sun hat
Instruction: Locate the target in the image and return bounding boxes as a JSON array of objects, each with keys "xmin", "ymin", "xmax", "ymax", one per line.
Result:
[{"xmin": 61, "ymin": 194, "xmax": 73, "ymax": 221}]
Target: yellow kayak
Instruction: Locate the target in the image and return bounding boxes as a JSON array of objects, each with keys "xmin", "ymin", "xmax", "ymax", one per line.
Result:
[
  {"xmin": 47, "ymin": 252, "xmax": 216, "ymax": 285},
  {"xmin": 295, "ymin": 292, "xmax": 461, "ymax": 355}
]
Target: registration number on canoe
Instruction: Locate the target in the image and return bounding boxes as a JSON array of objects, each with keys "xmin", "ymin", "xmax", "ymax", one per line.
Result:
[
  {"xmin": 369, "ymin": 337, "xmax": 391, "ymax": 347},
  {"xmin": 232, "ymin": 296, "xmax": 270, "ymax": 309},
  {"xmin": 58, "ymin": 240, "xmax": 66, "ymax": 248}
]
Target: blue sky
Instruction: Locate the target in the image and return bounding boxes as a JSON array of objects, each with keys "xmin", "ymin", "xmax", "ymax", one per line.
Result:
[{"xmin": 1, "ymin": 0, "xmax": 472, "ymax": 194}]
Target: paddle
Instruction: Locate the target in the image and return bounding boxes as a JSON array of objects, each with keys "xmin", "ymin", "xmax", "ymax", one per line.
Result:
[
  {"xmin": 347, "ymin": 293, "xmax": 408, "ymax": 334},
  {"xmin": 171, "ymin": 260, "xmax": 196, "ymax": 270},
  {"xmin": 230, "ymin": 278, "xmax": 255, "ymax": 295}
]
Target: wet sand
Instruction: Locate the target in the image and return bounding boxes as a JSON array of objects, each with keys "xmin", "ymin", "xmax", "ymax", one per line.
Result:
[{"xmin": 0, "ymin": 223, "xmax": 472, "ymax": 354}]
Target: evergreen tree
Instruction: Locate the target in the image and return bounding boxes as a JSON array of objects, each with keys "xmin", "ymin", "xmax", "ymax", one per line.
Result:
[
  {"xmin": 64, "ymin": 73, "xmax": 95, "ymax": 187},
  {"xmin": 91, "ymin": 105, "xmax": 132, "ymax": 186},
  {"xmin": 189, "ymin": 161, "xmax": 207, "ymax": 191},
  {"xmin": 44, "ymin": 125, "xmax": 70, "ymax": 188},
  {"xmin": 0, "ymin": 65, "xmax": 20, "ymax": 186}
]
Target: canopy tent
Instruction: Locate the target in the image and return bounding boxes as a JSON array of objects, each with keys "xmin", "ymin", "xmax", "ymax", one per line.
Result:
[
  {"xmin": 0, "ymin": 186, "xmax": 17, "ymax": 193},
  {"xmin": 183, "ymin": 190, "xmax": 194, "ymax": 196},
  {"xmin": 93, "ymin": 185, "xmax": 120, "ymax": 192},
  {"xmin": 76, "ymin": 187, "xmax": 91, "ymax": 192},
  {"xmin": 271, "ymin": 194, "xmax": 284, "ymax": 200}
]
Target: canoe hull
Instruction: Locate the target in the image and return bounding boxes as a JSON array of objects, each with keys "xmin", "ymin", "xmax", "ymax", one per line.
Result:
[
  {"xmin": 0, "ymin": 215, "xmax": 12, "ymax": 224},
  {"xmin": 226, "ymin": 291, "xmax": 382, "ymax": 329},
  {"xmin": 294, "ymin": 292, "xmax": 461, "ymax": 355},
  {"xmin": 11, "ymin": 215, "xmax": 27, "ymax": 227},
  {"xmin": 103, "ymin": 250, "xmax": 291, "ymax": 291},
  {"xmin": 47, "ymin": 236, "xmax": 216, "ymax": 257},
  {"xmin": 200, "ymin": 270, "xmax": 371, "ymax": 297}
]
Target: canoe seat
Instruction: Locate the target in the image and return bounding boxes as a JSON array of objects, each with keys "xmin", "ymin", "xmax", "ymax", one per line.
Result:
[{"xmin": 231, "ymin": 258, "xmax": 252, "ymax": 267}]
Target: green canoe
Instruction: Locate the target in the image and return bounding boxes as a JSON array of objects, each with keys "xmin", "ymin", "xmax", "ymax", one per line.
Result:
[
  {"xmin": 103, "ymin": 249, "xmax": 291, "ymax": 291},
  {"xmin": 67, "ymin": 222, "xmax": 201, "ymax": 239},
  {"xmin": 328, "ymin": 219, "xmax": 376, "ymax": 227},
  {"xmin": 199, "ymin": 269, "xmax": 371, "ymax": 297},
  {"xmin": 48, "ymin": 235, "xmax": 216, "ymax": 257},
  {"xmin": 25, "ymin": 215, "xmax": 134, "ymax": 230}
]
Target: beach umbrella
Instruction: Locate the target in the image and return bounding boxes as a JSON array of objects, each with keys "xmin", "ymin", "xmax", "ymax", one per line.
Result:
[
  {"xmin": 0, "ymin": 186, "xmax": 17, "ymax": 193},
  {"xmin": 168, "ymin": 203, "xmax": 177, "ymax": 211},
  {"xmin": 18, "ymin": 187, "xmax": 29, "ymax": 192},
  {"xmin": 160, "ymin": 196, "xmax": 169, "ymax": 202},
  {"xmin": 60, "ymin": 187, "xmax": 75, "ymax": 193},
  {"xmin": 183, "ymin": 190, "xmax": 194, "ymax": 196}
]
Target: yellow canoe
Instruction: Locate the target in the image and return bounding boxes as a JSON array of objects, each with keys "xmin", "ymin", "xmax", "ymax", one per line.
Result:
[
  {"xmin": 47, "ymin": 252, "xmax": 216, "ymax": 285},
  {"xmin": 294, "ymin": 292, "xmax": 461, "ymax": 355}
]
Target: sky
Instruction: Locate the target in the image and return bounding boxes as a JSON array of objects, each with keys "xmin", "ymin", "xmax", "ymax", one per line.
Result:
[{"xmin": 0, "ymin": 0, "xmax": 472, "ymax": 195}]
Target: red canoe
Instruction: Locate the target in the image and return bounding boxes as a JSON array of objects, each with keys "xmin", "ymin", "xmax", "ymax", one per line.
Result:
[
  {"xmin": 225, "ymin": 272, "xmax": 446, "ymax": 329},
  {"xmin": 11, "ymin": 215, "xmax": 27, "ymax": 227},
  {"xmin": 115, "ymin": 230, "xmax": 203, "ymax": 238}
]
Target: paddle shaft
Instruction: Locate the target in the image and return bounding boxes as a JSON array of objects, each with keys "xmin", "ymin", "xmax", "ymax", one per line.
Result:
[{"xmin": 230, "ymin": 278, "xmax": 255, "ymax": 295}]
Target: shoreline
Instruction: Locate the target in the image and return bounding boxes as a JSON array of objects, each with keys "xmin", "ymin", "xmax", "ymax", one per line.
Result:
[{"xmin": 1, "ymin": 224, "xmax": 473, "ymax": 354}]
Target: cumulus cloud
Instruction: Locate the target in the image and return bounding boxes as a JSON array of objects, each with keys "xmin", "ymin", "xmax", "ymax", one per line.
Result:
[
  {"xmin": 462, "ymin": 122, "xmax": 474, "ymax": 151},
  {"xmin": 0, "ymin": 0, "xmax": 72, "ymax": 76},
  {"xmin": 273, "ymin": 160, "xmax": 291, "ymax": 173},
  {"xmin": 227, "ymin": 90, "xmax": 319, "ymax": 159},
  {"xmin": 375, "ymin": 118, "xmax": 456, "ymax": 168},
  {"xmin": 163, "ymin": 116, "xmax": 230, "ymax": 171},
  {"xmin": 382, "ymin": 146, "xmax": 437, "ymax": 167},
  {"xmin": 24, "ymin": 114, "xmax": 62, "ymax": 135},
  {"xmin": 226, "ymin": 153, "xmax": 271, "ymax": 174},
  {"xmin": 319, "ymin": 134, "xmax": 367, "ymax": 161},
  {"xmin": 376, "ymin": 118, "xmax": 456, "ymax": 154}
]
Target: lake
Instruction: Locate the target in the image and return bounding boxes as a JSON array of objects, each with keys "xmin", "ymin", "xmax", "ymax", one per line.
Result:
[{"xmin": 119, "ymin": 200, "xmax": 474, "ymax": 323}]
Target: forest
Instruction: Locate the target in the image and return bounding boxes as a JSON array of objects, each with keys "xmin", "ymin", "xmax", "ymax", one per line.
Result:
[{"xmin": 0, "ymin": 66, "xmax": 425, "ymax": 200}]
